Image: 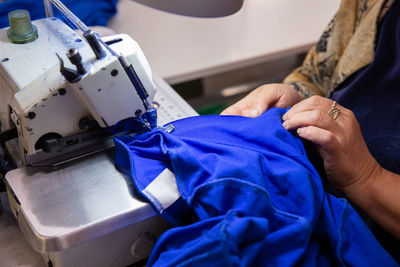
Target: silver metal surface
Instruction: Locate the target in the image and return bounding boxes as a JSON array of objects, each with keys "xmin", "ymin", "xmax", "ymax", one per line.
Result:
[
  {"xmin": 7, "ymin": 151, "xmax": 151, "ymax": 253},
  {"xmin": 43, "ymin": 0, "xmax": 54, "ymax": 17},
  {"xmin": 153, "ymin": 73, "xmax": 197, "ymax": 125},
  {"xmin": 5, "ymin": 75, "xmax": 197, "ymax": 254}
]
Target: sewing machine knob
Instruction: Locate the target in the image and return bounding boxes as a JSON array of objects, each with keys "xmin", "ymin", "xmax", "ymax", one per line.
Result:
[{"xmin": 7, "ymin": 10, "xmax": 38, "ymax": 44}]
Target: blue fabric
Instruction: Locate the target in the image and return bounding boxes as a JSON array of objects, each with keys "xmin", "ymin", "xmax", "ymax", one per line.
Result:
[
  {"xmin": 0, "ymin": 0, "xmax": 118, "ymax": 29},
  {"xmin": 330, "ymin": 0, "xmax": 400, "ymax": 259},
  {"xmin": 114, "ymin": 108, "xmax": 397, "ymax": 266}
]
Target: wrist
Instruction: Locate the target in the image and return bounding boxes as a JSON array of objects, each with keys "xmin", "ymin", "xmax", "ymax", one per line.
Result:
[{"xmin": 341, "ymin": 158, "xmax": 382, "ymax": 204}]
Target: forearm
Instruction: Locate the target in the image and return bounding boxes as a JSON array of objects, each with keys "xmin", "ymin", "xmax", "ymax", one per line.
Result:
[{"xmin": 344, "ymin": 166, "xmax": 400, "ymax": 239}]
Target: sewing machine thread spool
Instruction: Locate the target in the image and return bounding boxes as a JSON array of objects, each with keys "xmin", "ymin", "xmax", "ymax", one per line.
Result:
[{"xmin": 7, "ymin": 10, "xmax": 38, "ymax": 44}]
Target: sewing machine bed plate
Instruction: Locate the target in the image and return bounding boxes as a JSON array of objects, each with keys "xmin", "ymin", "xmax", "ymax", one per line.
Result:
[{"xmin": 5, "ymin": 74, "xmax": 197, "ymax": 265}]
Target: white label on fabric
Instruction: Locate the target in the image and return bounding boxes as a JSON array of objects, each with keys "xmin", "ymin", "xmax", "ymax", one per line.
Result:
[{"xmin": 143, "ymin": 168, "xmax": 180, "ymax": 212}]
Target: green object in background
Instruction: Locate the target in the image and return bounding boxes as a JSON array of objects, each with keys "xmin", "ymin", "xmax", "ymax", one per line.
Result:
[
  {"xmin": 197, "ymin": 103, "xmax": 229, "ymax": 115},
  {"xmin": 7, "ymin": 9, "xmax": 38, "ymax": 44}
]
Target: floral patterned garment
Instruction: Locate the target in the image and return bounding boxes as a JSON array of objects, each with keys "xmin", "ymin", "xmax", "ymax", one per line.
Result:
[{"xmin": 284, "ymin": 0, "xmax": 396, "ymax": 97}]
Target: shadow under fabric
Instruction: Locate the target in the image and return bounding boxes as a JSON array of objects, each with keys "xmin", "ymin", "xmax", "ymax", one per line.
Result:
[{"xmin": 114, "ymin": 108, "xmax": 397, "ymax": 266}]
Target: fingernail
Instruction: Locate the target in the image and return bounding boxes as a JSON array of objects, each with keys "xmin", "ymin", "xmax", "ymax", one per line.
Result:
[
  {"xmin": 282, "ymin": 113, "xmax": 288, "ymax": 120},
  {"xmin": 250, "ymin": 109, "xmax": 259, "ymax": 117},
  {"xmin": 282, "ymin": 121, "xmax": 289, "ymax": 129},
  {"xmin": 297, "ymin": 128, "xmax": 304, "ymax": 134}
]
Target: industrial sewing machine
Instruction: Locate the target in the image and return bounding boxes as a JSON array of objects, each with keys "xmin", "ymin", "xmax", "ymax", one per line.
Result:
[
  {"xmin": 0, "ymin": 4, "xmax": 160, "ymax": 168},
  {"xmin": 0, "ymin": 1, "xmax": 198, "ymax": 266}
]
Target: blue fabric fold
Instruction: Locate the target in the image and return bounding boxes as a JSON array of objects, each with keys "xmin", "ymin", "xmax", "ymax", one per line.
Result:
[
  {"xmin": 0, "ymin": 0, "xmax": 118, "ymax": 29},
  {"xmin": 114, "ymin": 108, "xmax": 397, "ymax": 266}
]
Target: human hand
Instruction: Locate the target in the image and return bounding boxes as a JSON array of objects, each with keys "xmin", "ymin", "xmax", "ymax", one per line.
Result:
[
  {"xmin": 282, "ymin": 96, "xmax": 382, "ymax": 195},
  {"xmin": 220, "ymin": 83, "xmax": 305, "ymax": 117}
]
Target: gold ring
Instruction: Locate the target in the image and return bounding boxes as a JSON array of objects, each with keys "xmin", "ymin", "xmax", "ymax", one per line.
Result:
[{"xmin": 327, "ymin": 101, "xmax": 340, "ymax": 120}]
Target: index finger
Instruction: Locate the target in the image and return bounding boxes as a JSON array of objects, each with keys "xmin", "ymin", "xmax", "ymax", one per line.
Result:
[
  {"xmin": 220, "ymin": 97, "xmax": 262, "ymax": 117},
  {"xmin": 221, "ymin": 86, "xmax": 273, "ymax": 117},
  {"xmin": 283, "ymin": 95, "xmax": 332, "ymax": 120}
]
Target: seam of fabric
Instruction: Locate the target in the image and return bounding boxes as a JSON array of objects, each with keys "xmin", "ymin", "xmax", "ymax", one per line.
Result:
[
  {"xmin": 142, "ymin": 188, "xmax": 164, "ymax": 212},
  {"xmin": 188, "ymin": 178, "xmax": 308, "ymax": 223}
]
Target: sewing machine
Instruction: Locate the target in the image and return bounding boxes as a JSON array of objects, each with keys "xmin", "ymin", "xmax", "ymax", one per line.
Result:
[
  {"xmin": 0, "ymin": 6, "xmax": 161, "ymax": 167},
  {"xmin": 0, "ymin": 2, "xmax": 198, "ymax": 266}
]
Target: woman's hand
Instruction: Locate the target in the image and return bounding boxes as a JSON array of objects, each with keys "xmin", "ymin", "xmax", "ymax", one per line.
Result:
[
  {"xmin": 220, "ymin": 83, "xmax": 305, "ymax": 117},
  {"xmin": 282, "ymin": 96, "xmax": 382, "ymax": 195}
]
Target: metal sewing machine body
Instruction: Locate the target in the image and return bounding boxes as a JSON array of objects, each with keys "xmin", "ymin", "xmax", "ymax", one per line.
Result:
[{"xmin": 0, "ymin": 15, "xmax": 157, "ymax": 167}]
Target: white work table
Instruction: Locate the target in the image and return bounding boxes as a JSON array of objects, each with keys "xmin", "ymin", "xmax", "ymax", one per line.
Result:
[{"xmin": 109, "ymin": 0, "xmax": 340, "ymax": 84}]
